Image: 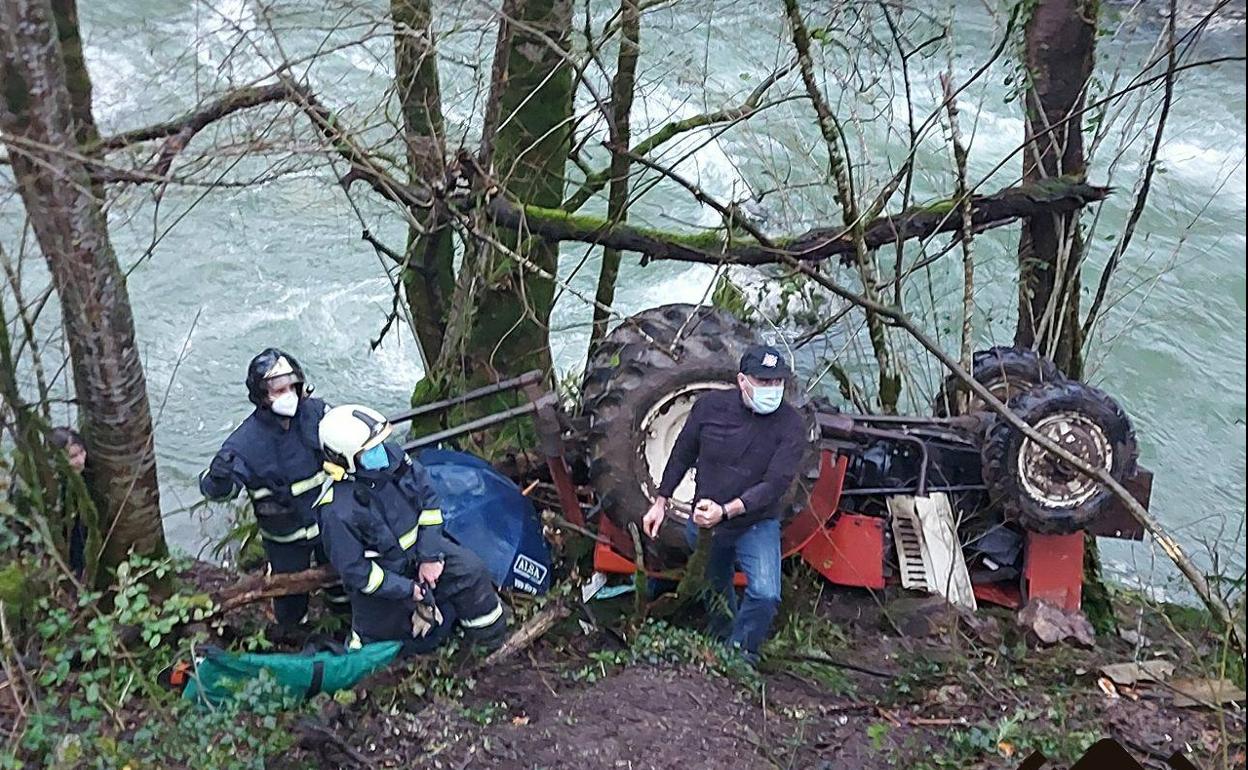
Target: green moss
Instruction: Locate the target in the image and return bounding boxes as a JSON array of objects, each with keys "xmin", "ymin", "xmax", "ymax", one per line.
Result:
[
  {"xmin": 0, "ymin": 560, "xmax": 38, "ymax": 632},
  {"xmin": 919, "ymin": 199, "xmax": 956, "ymax": 215},
  {"xmin": 517, "ymin": 203, "xmax": 757, "ymax": 253}
]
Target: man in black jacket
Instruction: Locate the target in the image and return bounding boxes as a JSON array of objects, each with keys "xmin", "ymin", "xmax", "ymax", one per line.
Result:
[
  {"xmin": 643, "ymin": 344, "xmax": 806, "ymax": 662},
  {"xmin": 199, "ymin": 349, "xmax": 345, "ymax": 628}
]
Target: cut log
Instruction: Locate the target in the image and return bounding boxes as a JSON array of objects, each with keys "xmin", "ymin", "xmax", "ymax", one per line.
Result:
[
  {"xmin": 475, "ymin": 602, "xmax": 570, "ymax": 670},
  {"xmin": 212, "ymin": 565, "xmax": 336, "ymax": 615}
]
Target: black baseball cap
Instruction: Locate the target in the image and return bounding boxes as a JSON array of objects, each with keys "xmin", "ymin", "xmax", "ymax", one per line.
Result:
[{"xmin": 739, "ymin": 344, "xmax": 793, "ymax": 379}]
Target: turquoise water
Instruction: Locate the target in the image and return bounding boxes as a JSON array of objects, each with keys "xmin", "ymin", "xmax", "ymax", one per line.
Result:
[{"xmin": 1, "ymin": 0, "xmax": 1243, "ymax": 596}]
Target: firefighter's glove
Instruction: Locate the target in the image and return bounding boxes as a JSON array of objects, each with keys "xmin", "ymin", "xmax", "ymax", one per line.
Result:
[{"xmin": 411, "ymin": 580, "xmax": 442, "ymax": 639}]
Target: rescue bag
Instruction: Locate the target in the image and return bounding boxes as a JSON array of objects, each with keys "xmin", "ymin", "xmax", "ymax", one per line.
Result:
[{"xmin": 181, "ymin": 640, "xmax": 402, "ymax": 707}]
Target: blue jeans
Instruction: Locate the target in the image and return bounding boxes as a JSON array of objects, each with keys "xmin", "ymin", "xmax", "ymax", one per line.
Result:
[{"xmin": 686, "ymin": 517, "xmax": 782, "ymax": 658}]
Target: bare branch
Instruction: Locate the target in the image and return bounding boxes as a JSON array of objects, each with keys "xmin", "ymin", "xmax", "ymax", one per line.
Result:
[
  {"xmin": 561, "ymin": 61, "xmax": 796, "ymax": 212},
  {"xmin": 1081, "ymin": 0, "xmax": 1179, "ymax": 341},
  {"xmin": 93, "ymin": 83, "xmax": 299, "ymax": 153}
]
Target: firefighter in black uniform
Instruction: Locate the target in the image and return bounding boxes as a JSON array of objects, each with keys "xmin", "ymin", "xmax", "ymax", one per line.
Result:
[
  {"xmin": 315, "ymin": 404, "xmax": 508, "ymax": 653},
  {"xmin": 199, "ymin": 349, "xmax": 347, "ymax": 628}
]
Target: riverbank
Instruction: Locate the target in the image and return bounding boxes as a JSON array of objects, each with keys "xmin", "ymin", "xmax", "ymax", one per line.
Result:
[{"xmin": 5, "ymin": 557, "xmax": 1243, "ymax": 769}]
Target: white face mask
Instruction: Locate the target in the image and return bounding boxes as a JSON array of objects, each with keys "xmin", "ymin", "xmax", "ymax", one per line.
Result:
[
  {"xmin": 270, "ymin": 391, "xmax": 299, "ymax": 417},
  {"xmin": 746, "ymin": 383, "xmax": 784, "ymax": 415}
]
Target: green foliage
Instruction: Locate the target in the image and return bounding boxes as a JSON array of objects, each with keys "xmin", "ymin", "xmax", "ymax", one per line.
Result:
[
  {"xmin": 887, "ymin": 658, "xmax": 945, "ymax": 701},
  {"xmin": 4, "ymin": 550, "xmax": 317, "ymax": 769},
  {"xmin": 9, "ymin": 672, "xmax": 303, "ymax": 770},
  {"xmin": 891, "ymin": 707, "xmax": 1100, "ymax": 770},
  {"xmin": 211, "ymin": 505, "xmax": 265, "ymax": 571},
  {"xmin": 867, "ymin": 721, "xmax": 891, "ymax": 750},
  {"xmin": 710, "ymin": 273, "xmax": 754, "ymax": 322},
  {"xmin": 567, "ymin": 619, "xmax": 761, "ymax": 692},
  {"xmin": 460, "ymin": 699, "xmax": 508, "ymax": 726},
  {"xmin": 761, "ymin": 599, "xmax": 855, "ymax": 695},
  {"xmin": 401, "ymin": 638, "xmax": 477, "ymax": 701}
]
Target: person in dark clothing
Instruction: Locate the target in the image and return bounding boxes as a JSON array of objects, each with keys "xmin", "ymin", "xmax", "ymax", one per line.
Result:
[
  {"xmin": 643, "ymin": 344, "xmax": 807, "ymax": 662},
  {"xmin": 199, "ymin": 349, "xmax": 347, "ymax": 628},
  {"xmin": 315, "ymin": 404, "xmax": 508, "ymax": 653},
  {"xmin": 49, "ymin": 427, "xmax": 88, "ymax": 576}
]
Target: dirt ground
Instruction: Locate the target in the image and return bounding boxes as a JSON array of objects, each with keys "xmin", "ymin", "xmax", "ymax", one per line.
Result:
[{"xmin": 289, "ymin": 588, "xmax": 1246, "ymax": 770}]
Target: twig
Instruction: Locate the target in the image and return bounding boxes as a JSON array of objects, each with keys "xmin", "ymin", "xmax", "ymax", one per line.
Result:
[
  {"xmin": 0, "ymin": 602, "xmax": 28, "ymax": 723},
  {"xmin": 561, "ymin": 61, "xmax": 797, "ymax": 212},
  {"xmin": 940, "ymin": 71, "xmax": 976, "ymax": 400},
  {"xmin": 295, "ymin": 718, "xmax": 375, "ymax": 769},
  {"xmin": 475, "ymin": 602, "xmax": 571, "ymax": 670},
  {"xmin": 1081, "ymin": 0, "xmax": 1179, "ymax": 341},
  {"xmin": 767, "ymin": 652, "xmax": 893, "ymax": 679},
  {"xmin": 628, "ymin": 522, "xmax": 647, "ymax": 620}
]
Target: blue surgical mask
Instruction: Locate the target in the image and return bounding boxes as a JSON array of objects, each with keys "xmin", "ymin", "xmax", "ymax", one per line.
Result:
[
  {"xmin": 747, "ymin": 383, "xmax": 784, "ymax": 415},
  {"xmin": 358, "ymin": 443, "xmax": 390, "ymax": 471}
]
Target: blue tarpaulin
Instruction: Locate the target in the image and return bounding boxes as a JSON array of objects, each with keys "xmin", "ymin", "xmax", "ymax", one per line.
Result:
[{"xmin": 417, "ymin": 448, "xmax": 550, "ymax": 595}]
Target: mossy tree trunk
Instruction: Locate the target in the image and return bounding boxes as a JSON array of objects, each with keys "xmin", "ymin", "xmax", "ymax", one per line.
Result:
[
  {"xmin": 1014, "ymin": 0, "xmax": 1110, "ymax": 622},
  {"xmin": 467, "ymin": 0, "xmax": 573, "ymax": 380},
  {"xmin": 406, "ymin": 0, "xmax": 573, "ymax": 456},
  {"xmin": 0, "ymin": 0, "xmax": 168, "ymax": 576},
  {"xmin": 1014, "ymin": 0, "xmax": 1098, "ymax": 379},
  {"xmin": 392, "ymin": 0, "xmax": 456, "ymax": 364}
]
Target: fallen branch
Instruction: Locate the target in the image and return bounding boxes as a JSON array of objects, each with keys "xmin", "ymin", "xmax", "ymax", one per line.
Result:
[
  {"xmin": 294, "ymin": 718, "xmax": 374, "ymax": 769},
  {"xmin": 212, "ymin": 565, "xmax": 336, "ymax": 616},
  {"xmin": 475, "ymin": 601, "xmax": 571, "ymax": 670},
  {"xmin": 489, "ymin": 179, "xmax": 1109, "ymax": 267}
]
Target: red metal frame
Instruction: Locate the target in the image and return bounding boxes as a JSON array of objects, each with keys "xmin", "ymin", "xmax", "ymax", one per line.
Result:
[
  {"xmin": 539, "ymin": 395, "xmax": 1089, "ymax": 613},
  {"xmin": 1022, "ymin": 532, "xmax": 1085, "ymax": 612}
]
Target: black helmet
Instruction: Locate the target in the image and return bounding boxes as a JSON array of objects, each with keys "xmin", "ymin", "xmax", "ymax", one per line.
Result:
[{"xmin": 245, "ymin": 348, "xmax": 309, "ymax": 407}]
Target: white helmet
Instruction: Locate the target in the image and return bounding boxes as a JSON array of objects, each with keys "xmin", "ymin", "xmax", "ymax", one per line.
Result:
[{"xmin": 319, "ymin": 404, "xmax": 393, "ymax": 474}]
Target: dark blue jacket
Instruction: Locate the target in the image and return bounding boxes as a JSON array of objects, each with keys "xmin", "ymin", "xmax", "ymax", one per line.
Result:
[
  {"xmin": 314, "ymin": 444, "xmax": 448, "ymax": 641},
  {"xmin": 199, "ymin": 397, "xmax": 330, "ymax": 543}
]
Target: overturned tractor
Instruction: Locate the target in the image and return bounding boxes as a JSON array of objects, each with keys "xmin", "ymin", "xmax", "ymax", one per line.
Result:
[{"xmin": 575, "ymin": 304, "xmax": 1151, "ymax": 612}]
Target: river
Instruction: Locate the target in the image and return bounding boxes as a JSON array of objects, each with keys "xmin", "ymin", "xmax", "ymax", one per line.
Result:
[{"xmin": 2, "ymin": 0, "xmax": 1244, "ymax": 596}]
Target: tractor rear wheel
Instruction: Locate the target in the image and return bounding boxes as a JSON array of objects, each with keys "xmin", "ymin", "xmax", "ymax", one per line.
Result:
[{"xmin": 980, "ymin": 380, "xmax": 1138, "ymax": 534}]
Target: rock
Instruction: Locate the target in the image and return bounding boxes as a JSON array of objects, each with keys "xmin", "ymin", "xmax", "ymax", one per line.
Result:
[
  {"xmin": 1099, "ymin": 660, "xmax": 1175, "ymax": 686},
  {"xmin": 1017, "ymin": 600, "xmax": 1096, "ymax": 647},
  {"xmin": 885, "ymin": 595, "xmax": 963, "ymax": 637},
  {"xmin": 1169, "ymin": 678, "xmax": 1248, "ymax": 708},
  {"xmin": 962, "ymin": 612, "xmax": 1004, "ymax": 647}
]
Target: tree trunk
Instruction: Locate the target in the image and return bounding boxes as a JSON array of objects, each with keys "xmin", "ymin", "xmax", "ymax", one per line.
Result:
[
  {"xmin": 589, "ymin": 0, "xmax": 641, "ymax": 351},
  {"xmin": 1014, "ymin": 0, "xmax": 1097, "ymax": 378},
  {"xmin": 1014, "ymin": 0, "xmax": 1107, "ymax": 625},
  {"xmin": 49, "ymin": 0, "xmax": 98, "ymax": 146},
  {"xmin": 0, "ymin": 0, "xmax": 168, "ymax": 575},
  {"xmin": 468, "ymin": 0, "xmax": 573, "ymax": 379},
  {"xmin": 392, "ymin": 0, "xmax": 455, "ymax": 364}
]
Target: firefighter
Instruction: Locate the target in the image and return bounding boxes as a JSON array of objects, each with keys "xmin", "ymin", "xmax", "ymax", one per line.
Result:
[
  {"xmin": 315, "ymin": 404, "xmax": 508, "ymax": 653},
  {"xmin": 199, "ymin": 349, "xmax": 347, "ymax": 628}
]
